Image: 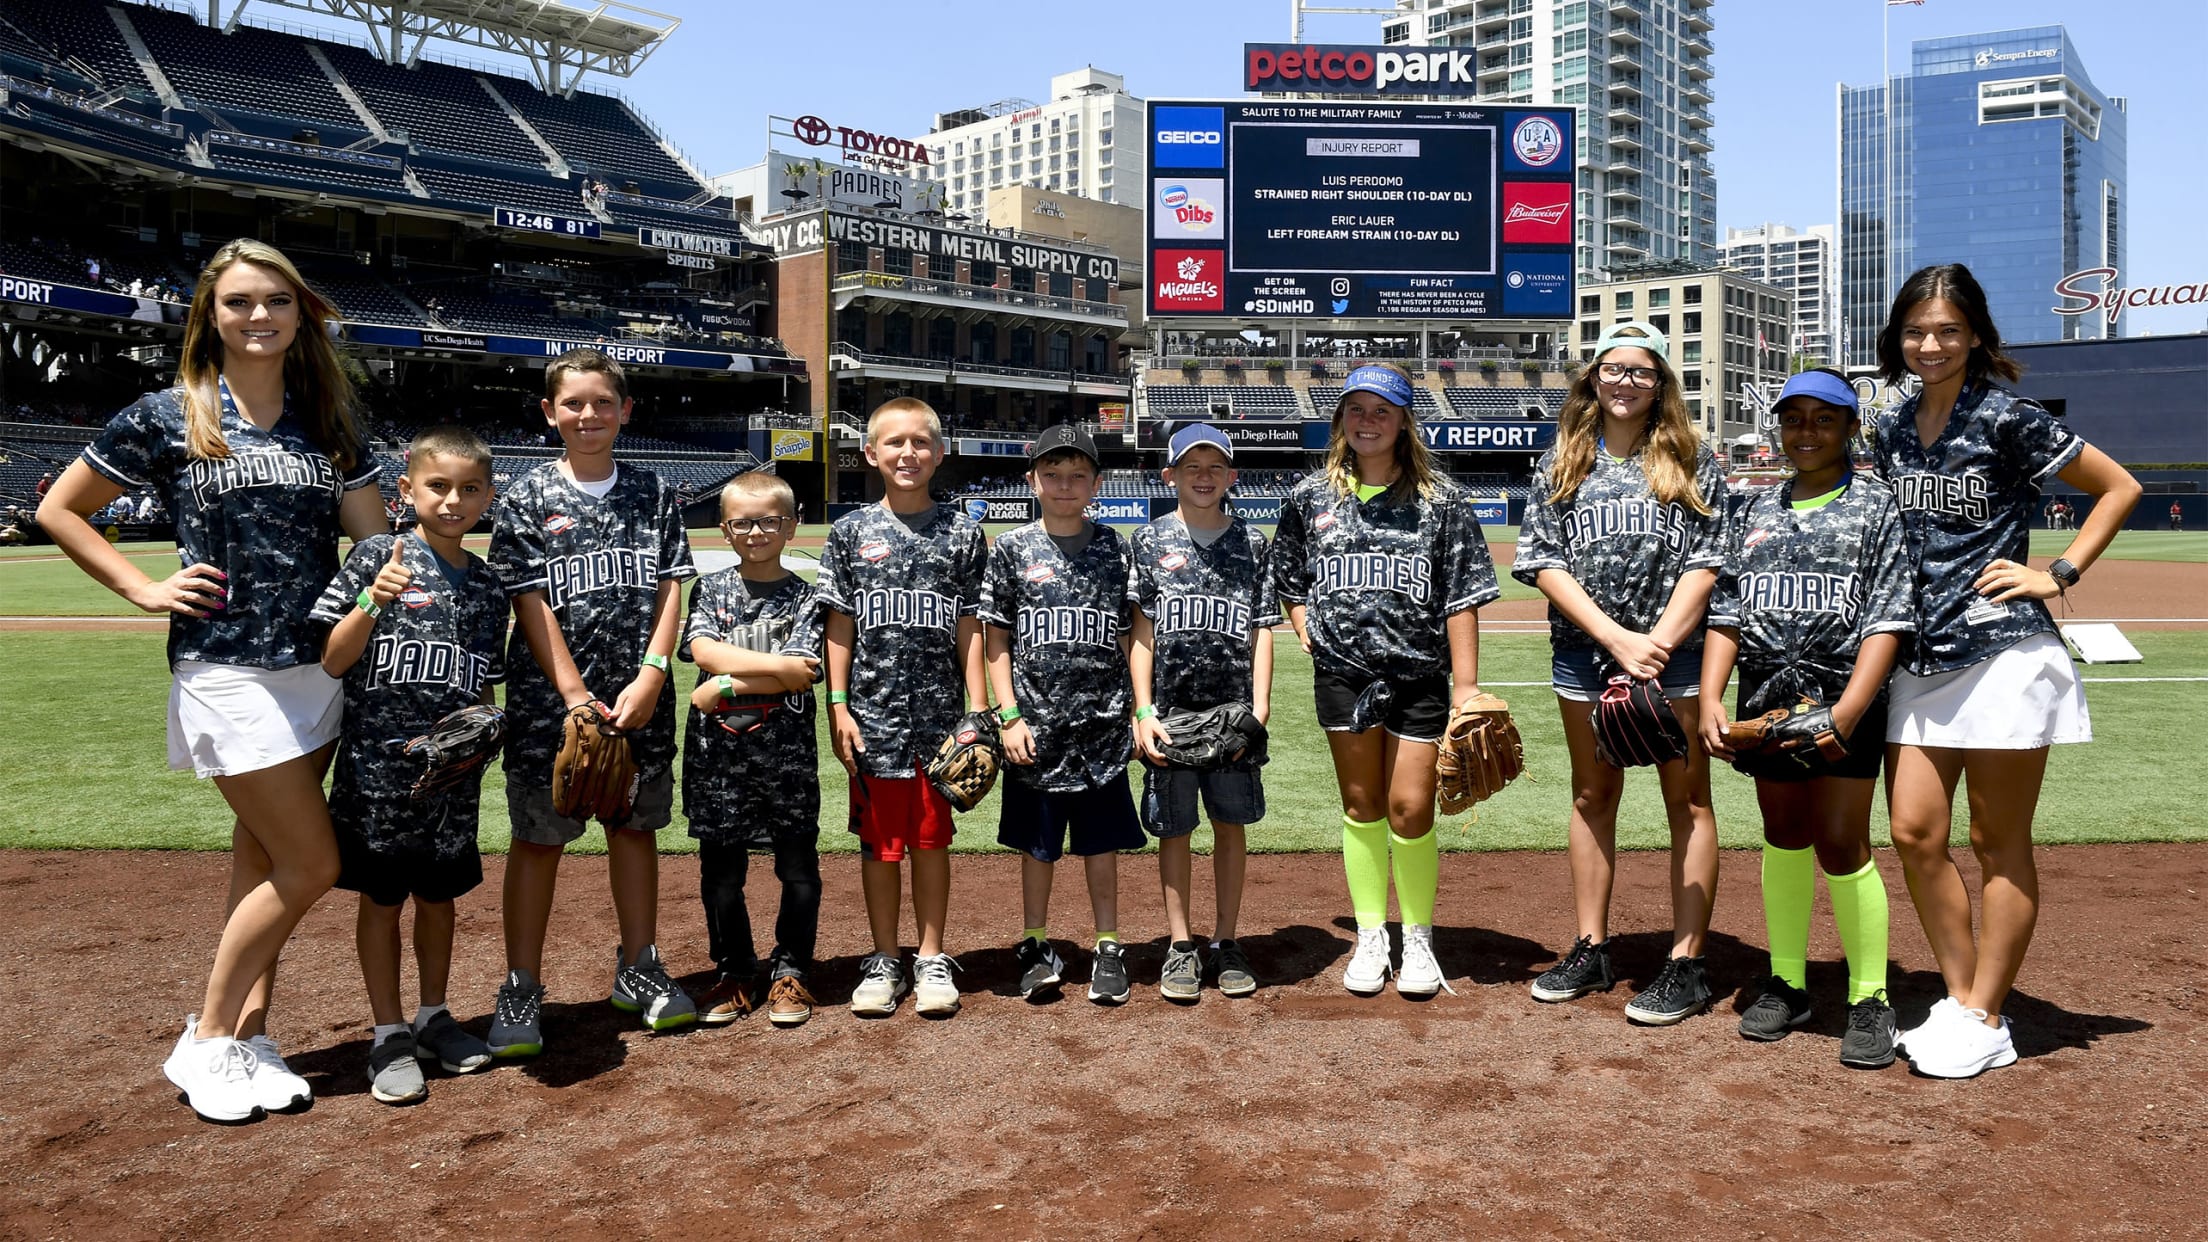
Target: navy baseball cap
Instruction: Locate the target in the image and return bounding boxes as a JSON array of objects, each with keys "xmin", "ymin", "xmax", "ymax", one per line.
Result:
[
  {"xmin": 1340, "ymin": 364, "xmax": 1415, "ymax": 411},
  {"xmin": 1168, "ymin": 424, "xmax": 1234, "ymax": 464},
  {"xmin": 1029, "ymin": 423, "xmax": 1099, "ymax": 466},
  {"xmin": 1773, "ymin": 370, "xmax": 1859, "ymax": 416}
]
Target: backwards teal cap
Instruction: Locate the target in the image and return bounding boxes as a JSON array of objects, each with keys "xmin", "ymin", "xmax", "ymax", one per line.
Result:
[{"xmin": 1592, "ymin": 320, "xmax": 1670, "ymax": 363}]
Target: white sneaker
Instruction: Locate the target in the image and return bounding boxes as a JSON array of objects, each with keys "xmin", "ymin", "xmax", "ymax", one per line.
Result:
[
  {"xmin": 1396, "ymin": 924, "xmax": 1454, "ymax": 998},
  {"xmin": 161, "ymin": 1015, "xmax": 263, "ymax": 1124},
  {"xmin": 243, "ymin": 1035, "xmax": 312, "ymax": 1112},
  {"xmin": 1896, "ymin": 995, "xmax": 1964, "ymax": 1057},
  {"xmin": 848, "ymin": 951, "xmax": 909, "ymax": 1017},
  {"xmin": 1343, "ymin": 926, "xmax": 1392, "ymax": 995},
  {"xmin": 912, "ymin": 953, "xmax": 962, "ymax": 1017},
  {"xmin": 1912, "ymin": 1008, "xmax": 2019, "ymax": 1079}
]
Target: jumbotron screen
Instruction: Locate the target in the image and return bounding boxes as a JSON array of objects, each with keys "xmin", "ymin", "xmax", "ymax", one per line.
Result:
[{"xmin": 1145, "ymin": 99, "xmax": 1575, "ymax": 321}]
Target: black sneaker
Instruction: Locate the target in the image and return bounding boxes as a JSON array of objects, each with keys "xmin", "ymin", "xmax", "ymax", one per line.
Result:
[
  {"xmin": 1624, "ymin": 955, "xmax": 1712, "ymax": 1025},
  {"xmin": 1529, "ymin": 936, "xmax": 1614, "ymax": 1003},
  {"xmin": 1015, "ymin": 937, "xmax": 1064, "ymax": 1001},
  {"xmin": 1211, "ymin": 939, "xmax": 1258, "ymax": 998},
  {"xmin": 1088, "ymin": 940, "xmax": 1131, "ymax": 1005},
  {"xmin": 1840, "ymin": 992, "xmax": 1899, "ymax": 1069},
  {"xmin": 1737, "ymin": 975, "xmax": 1814, "ymax": 1041}
]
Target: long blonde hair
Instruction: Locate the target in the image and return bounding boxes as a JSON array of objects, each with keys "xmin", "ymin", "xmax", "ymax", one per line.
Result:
[
  {"xmin": 1323, "ymin": 363, "xmax": 1441, "ymax": 503},
  {"xmin": 1546, "ymin": 332, "xmax": 1710, "ymax": 514},
  {"xmin": 176, "ymin": 239, "xmax": 361, "ymax": 471}
]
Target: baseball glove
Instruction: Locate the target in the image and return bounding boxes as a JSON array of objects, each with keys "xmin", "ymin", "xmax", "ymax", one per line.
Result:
[
  {"xmin": 923, "ymin": 710, "xmax": 1002, "ymax": 813},
  {"xmin": 1727, "ymin": 696, "xmax": 1851, "ymax": 779},
  {"xmin": 1153, "ymin": 702, "xmax": 1268, "ymax": 770},
  {"xmin": 551, "ymin": 700, "xmax": 638, "ymax": 823},
  {"xmin": 1435, "ymin": 692, "xmax": 1524, "ymax": 815},
  {"xmin": 1592, "ymin": 674, "xmax": 1689, "ymax": 768},
  {"xmin": 402, "ymin": 703, "xmax": 506, "ymax": 801}
]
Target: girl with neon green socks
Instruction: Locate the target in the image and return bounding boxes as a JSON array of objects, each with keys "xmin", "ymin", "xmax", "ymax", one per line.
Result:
[
  {"xmin": 1699, "ymin": 368, "xmax": 1913, "ymax": 1068},
  {"xmin": 1273, "ymin": 363, "xmax": 1499, "ymax": 998}
]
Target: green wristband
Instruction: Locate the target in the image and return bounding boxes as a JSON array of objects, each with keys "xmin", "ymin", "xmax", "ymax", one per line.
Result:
[
  {"xmin": 1133, "ymin": 704, "xmax": 1156, "ymax": 721},
  {"xmin": 356, "ymin": 588, "xmax": 383, "ymax": 619},
  {"xmin": 828, "ymin": 690, "xmax": 849, "ymax": 705},
  {"xmin": 715, "ymin": 674, "xmax": 736, "ymax": 702},
  {"xmin": 997, "ymin": 705, "xmax": 1022, "ymax": 725},
  {"xmin": 640, "ymin": 653, "xmax": 670, "ymax": 675}
]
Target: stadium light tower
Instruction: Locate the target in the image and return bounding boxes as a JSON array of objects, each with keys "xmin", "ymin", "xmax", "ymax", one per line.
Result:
[
  {"xmin": 1288, "ymin": 0, "xmax": 1396, "ymax": 41},
  {"xmin": 215, "ymin": 0, "xmax": 680, "ymax": 94}
]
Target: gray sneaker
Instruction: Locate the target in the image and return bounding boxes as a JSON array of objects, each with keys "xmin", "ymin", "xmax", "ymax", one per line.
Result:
[
  {"xmin": 487, "ymin": 969, "xmax": 545, "ymax": 1059},
  {"xmin": 610, "ymin": 944, "xmax": 697, "ymax": 1032},
  {"xmin": 849, "ymin": 951, "xmax": 909, "ymax": 1017},
  {"xmin": 369, "ymin": 1031, "xmax": 428, "ymax": 1105},
  {"xmin": 1211, "ymin": 939, "xmax": 1258, "ymax": 998},
  {"xmin": 1159, "ymin": 941, "xmax": 1202, "ymax": 1003},
  {"xmin": 413, "ymin": 1010, "xmax": 492, "ymax": 1074}
]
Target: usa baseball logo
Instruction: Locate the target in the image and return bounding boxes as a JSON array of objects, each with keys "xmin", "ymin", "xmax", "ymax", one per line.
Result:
[
  {"xmin": 1745, "ymin": 527, "xmax": 1773, "ymax": 550},
  {"xmin": 1159, "ymin": 552, "xmax": 1188, "ymax": 571},
  {"xmin": 859, "ymin": 541, "xmax": 892, "ymax": 562},
  {"xmin": 1025, "ymin": 563, "xmax": 1055, "ymax": 583},
  {"xmin": 398, "ymin": 586, "xmax": 434, "ymax": 610},
  {"xmin": 1511, "ymin": 116, "xmax": 1563, "ymax": 168},
  {"xmin": 1314, "ymin": 511, "xmax": 1337, "ymax": 530},
  {"xmin": 545, "ymin": 513, "xmax": 577, "ymax": 534}
]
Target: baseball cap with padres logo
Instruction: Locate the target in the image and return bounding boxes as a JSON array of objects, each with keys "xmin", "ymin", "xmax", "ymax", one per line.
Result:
[
  {"xmin": 1029, "ymin": 423, "xmax": 1099, "ymax": 467},
  {"xmin": 1168, "ymin": 424, "xmax": 1234, "ymax": 464}
]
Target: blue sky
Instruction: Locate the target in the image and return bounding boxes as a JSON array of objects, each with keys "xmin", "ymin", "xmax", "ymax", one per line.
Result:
[{"xmin": 421, "ymin": 0, "xmax": 2201, "ymax": 334}]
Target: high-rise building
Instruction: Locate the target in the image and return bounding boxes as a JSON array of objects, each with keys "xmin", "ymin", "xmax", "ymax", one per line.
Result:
[
  {"xmin": 1383, "ymin": 0, "xmax": 1718, "ymax": 285},
  {"xmin": 1838, "ymin": 26, "xmax": 2126, "ymax": 366},
  {"xmin": 1574, "ymin": 268, "xmax": 1789, "ymax": 439},
  {"xmin": 1719, "ymin": 223, "xmax": 1837, "ymax": 364},
  {"xmin": 907, "ymin": 68, "xmax": 1144, "ymax": 221}
]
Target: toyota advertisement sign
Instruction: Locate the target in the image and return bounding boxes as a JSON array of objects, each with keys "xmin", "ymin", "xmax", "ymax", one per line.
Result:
[{"xmin": 1145, "ymin": 100, "xmax": 1574, "ymax": 321}]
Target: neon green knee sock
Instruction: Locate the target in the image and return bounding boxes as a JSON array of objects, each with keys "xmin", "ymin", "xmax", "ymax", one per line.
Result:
[
  {"xmin": 1761, "ymin": 844, "xmax": 1814, "ymax": 990},
  {"xmin": 1826, "ymin": 858, "xmax": 1891, "ymax": 1003},
  {"xmin": 1389, "ymin": 829, "xmax": 1439, "ymax": 927},
  {"xmin": 1342, "ymin": 815, "xmax": 1390, "ymax": 929}
]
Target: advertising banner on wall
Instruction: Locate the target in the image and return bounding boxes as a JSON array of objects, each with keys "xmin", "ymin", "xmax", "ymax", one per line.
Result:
[
  {"xmin": 963, "ymin": 496, "xmax": 1037, "ymax": 524},
  {"xmin": 1137, "ymin": 419, "xmax": 1309, "ymax": 450}
]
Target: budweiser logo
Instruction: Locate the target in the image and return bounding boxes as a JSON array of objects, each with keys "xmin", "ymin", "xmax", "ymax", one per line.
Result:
[{"xmin": 1506, "ymin": 201, "xmax": 1568, "ymax": 224}]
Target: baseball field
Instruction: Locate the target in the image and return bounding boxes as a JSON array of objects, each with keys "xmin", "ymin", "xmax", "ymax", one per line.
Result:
[{"xmin": 1, "ymin": 529, "xmax": 2202, "ymax": 1236}]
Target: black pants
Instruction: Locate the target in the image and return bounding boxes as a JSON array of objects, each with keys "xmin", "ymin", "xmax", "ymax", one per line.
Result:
[{"xmin": 697, "ymin": 836, "xmax": 821, "ymax": 978}]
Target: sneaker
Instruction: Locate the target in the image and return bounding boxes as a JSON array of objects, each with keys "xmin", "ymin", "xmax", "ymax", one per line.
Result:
[
  {"xmin": 411, "ymin": 1010, "xmax": 492, "ymax": 1074},
  {"xmin": 1895, "ymin": 995, "xmax": 1964, "ymax": 1057},
  {"xmin": 1211, "ymin": 940, "xmax": 1258, "ymax": 998},
  {"xmin": 696, "ymin": 975, "xmax": 756, "ymax": 1026},
  {"xmin": 487, "ymin": 969, "xmax": 545, "ymax": 1059},
  {"xmin": 1624, "ymin": 955, "xmax": 1713, "ymax": 1025},
  {"xmin": 368, "ymin": 1031, "xmax": 428, "ymax": 1105},
  {"xmin": 1910, "ymin": 1008, "xmax": 2018, "ymax": 1079},
  {"xmin": 849, "ymin": 951, "xmax": 909, "ymax": 1017},
  {"xmin": 1737, "ymin": 976, "xmax": 1814, "ymax": 1041},
  {"xmin": 162, "ymin": 1016, "xmax": 263, "ymax": 1124},
  {"xmin": 1840, "ymin": 993, "xmax": 1899, "ymax": 1069},
  {"xmin": 913, "ymin": 953, "xmax": 962, "ymax": 1017},
  {"xmin": 766, "ymin": 973, "xmax": 816, "ymax": 1027},
  {"xmin": 1159, "ymin": 941, "xmax": 1202, "ymax": 1004},
  {"xmin": 1015, "ymin": 937, "xmax": 1065, "ymax": 1001},
  {"xmin": 1343, "ymin": 926, "xmax": 1392, "ymax": 996},
  {"xmin": 242, "ymin": 1034, "xmax": 313, "ymax": 1111},
  {"xmin": 1397, "ymin": 924, "xmax": 1454, "ymax": 998},
  {"xmin": 610, "ymin": 944, "xmax": 697, "ymax": 1032},
  {"xmin": 1088, "ymin": 940, "xmax": 1131, "ymax": 1005},
  {"xmin": 1530, "ymin": 936, "xmax": 1614, "ymax": 1003}
]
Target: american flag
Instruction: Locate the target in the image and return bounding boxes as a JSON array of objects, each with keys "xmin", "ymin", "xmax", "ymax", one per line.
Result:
[{"xmin": 1887, "ymin": 1, "xmax": 1925, "ymax": 7}]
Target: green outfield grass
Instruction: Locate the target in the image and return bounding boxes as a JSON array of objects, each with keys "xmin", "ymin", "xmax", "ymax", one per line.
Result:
[{"xmin": 3, "ymin": 629, "xmax": 2201, "ymax": 855}]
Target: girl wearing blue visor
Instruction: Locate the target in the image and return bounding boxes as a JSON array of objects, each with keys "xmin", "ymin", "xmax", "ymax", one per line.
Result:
[{"xmin": 1273, "ymin": 363, "xmax": 1499, "ymax": 998}]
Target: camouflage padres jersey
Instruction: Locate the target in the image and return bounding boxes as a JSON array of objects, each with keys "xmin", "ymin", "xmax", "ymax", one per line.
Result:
[
  {"xmin": 310, "ymin": 533, "xmax": 508, "ymax": 855},
  {"xmin": 489, "ymin": 462, "xmax": 695, "ymax": 786},
  {"xmin": 980, "ymin": 521, "xmax": 1135, "ymax": 793},
  {"xmin": 82, "ymin": 385, "xmax": 382, "ymax": 670},
  {"xmin": 1708, "ymin": 477, "xmax": 1914, "ymax": 697},
  {"xmin": 1870, "ymin": 381, "xmax": 2083, "ymax": 676},
  {"xmin": 815, "ymin": 503, "xmax": 987, "ymax": 779},
  {"xmin": 1272, "ymin": 473, "xmax": 1500, "ymax": 678},
  {"xmin": 1129, "ymin": 514, "xmax": 1281, "ymax": 716},
  {"xmin": 1512, "ymin": 442, "xmax": 1729, "ymax": 654},
  {"xmin": 679, "ymin": 569, "xmax": 824, "ymax": 845}
]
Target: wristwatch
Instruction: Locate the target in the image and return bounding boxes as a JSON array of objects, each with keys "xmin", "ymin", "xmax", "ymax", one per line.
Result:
[{"xmin": 2048, "ymin": 558, "xmax": 2081, "ymax": 589}]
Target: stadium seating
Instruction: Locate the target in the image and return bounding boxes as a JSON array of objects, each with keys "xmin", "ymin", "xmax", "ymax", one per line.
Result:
[
  {"xmin": 7, "ymin": 0, "xmax": 156, "ymax": 96},
  {"xmin": 125, "ymin": 6, "xmax": 362, "ymax": 130},
  {"xmin": 304, "ymin": 269, "xmax": 427, "ymax": 327},
  {"xmin": 1444, "ymin": 388, "xmax": 1560, "ymax": 419},
  {"xmin": 501, "ymin": 81, "xmax": 695, "ymax": 198},
  {"xmin": 204, "ymin": 143, "xmax": 412, "ymax": 196},
  {"xmin": 411, "ymin": 162, "xmax": 591, "ymax": 217},
  {"xmin": 316, "ymin": 43, "xmax": 545, "ymax": 168},
  {"xmin": 1305, "ymin": 385, "xmax": 1443, "ymax": 416}
]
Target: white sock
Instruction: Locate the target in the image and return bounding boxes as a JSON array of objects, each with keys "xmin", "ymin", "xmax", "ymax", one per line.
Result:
[
  {"xmin": 372, "ymin": 1022, "xmax": 409, "ymax": 1048},
  {"xmin": 1210, "ymin": 940, "xmax": 1225, "ymax": 950},
  {"xmin": 411, "ymin": 1003, "xmax": 448, "ymax": 1032}
]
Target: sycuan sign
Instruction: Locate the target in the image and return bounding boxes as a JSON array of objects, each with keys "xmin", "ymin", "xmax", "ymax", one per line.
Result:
[{"xmin": 2052, "ymin": 266, "xmax": 2208, "ymax": 326}]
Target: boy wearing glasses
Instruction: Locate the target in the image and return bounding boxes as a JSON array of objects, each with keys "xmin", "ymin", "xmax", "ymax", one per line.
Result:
[{"xmin": 680, "ymin": 472, "xmax": 827, "ymax": 1027}]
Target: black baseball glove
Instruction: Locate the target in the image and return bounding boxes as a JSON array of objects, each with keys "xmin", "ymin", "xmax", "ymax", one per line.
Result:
[
  {"xmin": 403, "ymin": 704, "xmax": 506, "ymax": 801},
  {"xmin": 1592, "ymin": 674, "xmax": 1689, "ymax": 768},
  {"xmin": 1152, "ymin": 702, "xmax": 1268, "ymax": 770},
  {"xmin": 923, "ymin": 710, "xmax": 1002, "ymax": 812},
  {"xmin": 1728, "ymin": 696, "xmax": 1851, "ymax": 780}
]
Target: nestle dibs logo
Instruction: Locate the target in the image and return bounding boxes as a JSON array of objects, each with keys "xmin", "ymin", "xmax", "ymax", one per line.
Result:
[
  {"xmin": 1153, "ymin": 178, "xmax": 1224, "ymax": 240},
  {"xmin": 1153, "ymin": 249, "xmax": 1224, "ymax": 312},
  {"xmin": 1509, "ymin": 115, "xmax": 1564, "ymax": 168}
]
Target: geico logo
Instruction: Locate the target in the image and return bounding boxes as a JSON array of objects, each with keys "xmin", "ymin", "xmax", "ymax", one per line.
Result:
[{"xmin": 1158, "ymin": 131, "xmax": 1222, "ymax": 144}]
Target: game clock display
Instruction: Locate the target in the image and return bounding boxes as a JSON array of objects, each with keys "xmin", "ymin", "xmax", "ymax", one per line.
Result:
[
  {"xmin": 494, "ymin": 207, "xmax": 603, "ymax": 239},
  {"xmin": 1145, "ymin": 100, "xmax": 1574, "ymax": 321}
]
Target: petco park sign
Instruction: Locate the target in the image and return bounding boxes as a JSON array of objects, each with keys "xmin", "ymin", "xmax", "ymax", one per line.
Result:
[
  {"xmin": 2052, "ymin": 266, "xmax": 2208, "ymax": 326},
  {"xmin": 784, "ymin": 114, "xmax": 932, "ymax": 171},
  {"xmin": 1245, "ymin": 43, "xmax": 1487, "ymax": 96}
]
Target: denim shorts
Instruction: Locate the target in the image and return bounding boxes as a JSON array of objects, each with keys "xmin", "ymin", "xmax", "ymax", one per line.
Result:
[
  {"xmin": 1139, "ymin": 764, "xmax": 1266, "ymax": 839},
  {"xmin": 1552, "ymin": 644, "xmax": 1705, "ymax": 703}
]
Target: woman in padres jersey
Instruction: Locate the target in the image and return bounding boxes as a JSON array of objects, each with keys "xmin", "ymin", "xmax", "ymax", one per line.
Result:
[
  {"xmin": 38, "ymin": 240, "xmax": 388, "ymax": 1123},
  {"xmin": 1872, "ymin": 264, "xmax": 2140, "ymax": 1079},
  {"xmin": 1274, "ymin": 363, "xmax": 1500, "ymax": 999},
  {"xmin": 1513, "ymin": 322, "xmax": 1728, "ymax": 1026}
]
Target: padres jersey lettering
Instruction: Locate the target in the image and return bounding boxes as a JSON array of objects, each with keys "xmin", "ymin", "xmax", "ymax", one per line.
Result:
[
  {"xmin": 1557, "ymin": 498, "xmax": 1694, "ymax": 555},
  {"xmin": 367, "ymin": 635, "xmax": 496, "ymax": 696},
  {"xmin": 853, "ymin": 586, "xmax": 957, "ymax": 632},
  {"xmin": 187, "ymin": 451, "xmax": 340, "ymax": 507},
  {"xmin": 982, "ymin": 521, "xmax": 1134, "ymax": 792},
  {"xmin": 1887, "ymin": 472, "xmax": 1992, "ymax": 524},
  {"xmin": 1735, "ymin": 571, "xmax": 1862, "ymax": 618},
  {"xmin": 545, "ymin": 547, "xmax": 662, "ymax": 608},
  {"xmin": 1018, "ymin": 605, "xmax": 1120, "ymax": 650},
  {"xmin": 1131, "ymin": 515, "xmax": 1280, "ymax": 718},
  {"xmin": 1311, "ymin": 552, "xmax": 1434, "ymax": 601},
  {"xmin": 1153, "ymin": 592, "xmax": 1253, "ymax": 641}
]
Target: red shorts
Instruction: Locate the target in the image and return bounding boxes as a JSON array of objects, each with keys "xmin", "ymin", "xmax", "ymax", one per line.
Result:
[{"xmin": 848, "ymin": 766, "xmax": 955, "ymax": 862}]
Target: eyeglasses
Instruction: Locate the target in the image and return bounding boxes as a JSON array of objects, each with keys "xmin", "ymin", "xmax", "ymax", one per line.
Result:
[
  {"xmin": 721, "ymin": 516, "xmax": 790, "ymax": 535},
  {"xmin": 1596, "ymin": 362, "xmax": 1661, "ymax": 389}
]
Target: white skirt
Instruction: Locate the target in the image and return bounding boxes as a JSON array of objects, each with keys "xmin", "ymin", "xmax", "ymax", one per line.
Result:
[
  {"xmin": 167, "ymin": 660, "xmax": 345, "ymax": 778},
  {"xmin": 1886, "ymin": 632, "xmax": 2092, "ymax": 750}
]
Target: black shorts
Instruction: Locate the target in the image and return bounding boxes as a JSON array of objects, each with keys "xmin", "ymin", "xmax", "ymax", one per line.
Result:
[
  {"xmin": 996, "ymin": 770, "xmax": 1146, "ymax": 862},
  {"xmin": 335, "ymin": 826, "xmax": 484, "ymax": 907},
  {"xmin": 1312, "ymin": 664, "xmax": 1450, "ymax": 743},
  {"xmin": 1734, "ymin": 668, "xmax": 1887, "ymax": 783}
]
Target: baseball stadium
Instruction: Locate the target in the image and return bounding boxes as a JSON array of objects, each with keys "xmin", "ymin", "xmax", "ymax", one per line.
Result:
[{"xmin": 1, "ymin": 1, "xmax": 2203, "ymax": 1237}]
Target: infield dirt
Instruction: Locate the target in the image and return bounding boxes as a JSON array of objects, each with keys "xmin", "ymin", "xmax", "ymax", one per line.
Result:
[{"xmin": 3, "ymin": 845, "xmax": 2199, "ymax": 1238}]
